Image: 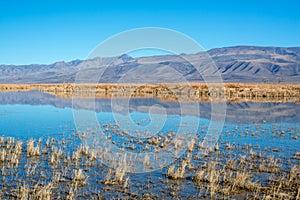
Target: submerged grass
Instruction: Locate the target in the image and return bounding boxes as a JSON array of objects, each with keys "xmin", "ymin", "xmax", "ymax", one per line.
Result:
[{"xmin": 0, "ymin": 123, "xmax": 298, "ymax": 199}]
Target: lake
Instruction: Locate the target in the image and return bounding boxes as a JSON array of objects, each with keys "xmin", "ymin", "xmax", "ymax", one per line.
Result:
[{"xmin": 0, "ymin": 91, "xmax": 299, "ymax": 199}]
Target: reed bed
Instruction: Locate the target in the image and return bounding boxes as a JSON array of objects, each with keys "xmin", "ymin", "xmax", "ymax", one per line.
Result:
[{"xmin": 0, "ymin": 123, "xmax": 298, "ymax": 199}]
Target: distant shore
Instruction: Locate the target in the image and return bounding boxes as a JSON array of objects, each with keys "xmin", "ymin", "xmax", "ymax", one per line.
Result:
[{"xmin": 0, "ymin": 83, "xmax": 299, "ymax": 103}]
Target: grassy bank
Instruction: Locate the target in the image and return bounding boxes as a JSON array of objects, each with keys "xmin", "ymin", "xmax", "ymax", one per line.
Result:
[{"xmin": 0, "ymin": 83, "xmax": 299, "ymax": 103}]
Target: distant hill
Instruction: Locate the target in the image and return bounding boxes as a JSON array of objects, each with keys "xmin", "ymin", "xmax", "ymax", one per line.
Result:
[{"xmin": 0, "ymin": 46, "xmax": 299, "ymax": 83}]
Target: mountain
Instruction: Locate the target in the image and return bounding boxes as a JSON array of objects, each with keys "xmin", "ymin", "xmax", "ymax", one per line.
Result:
[
  {"xmin": 0, "ymin": 46, "xmax": 299, "ymax": 83},
  {"xmin": 207, "ymin": 46, "xmax": 300, "ymax": 82}
]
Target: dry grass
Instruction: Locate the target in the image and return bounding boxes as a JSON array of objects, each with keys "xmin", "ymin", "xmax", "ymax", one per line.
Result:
[
  {"xmin": 0, "ymin": 125, "xmax": 298, "ymax": 199},
  {"xmin": 0, "ymin": 83, "xmax": 300, "ymax": 103}
]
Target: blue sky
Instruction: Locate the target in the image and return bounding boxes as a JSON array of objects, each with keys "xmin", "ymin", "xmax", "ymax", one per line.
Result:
[{"xmin": 0, "ymin": 0, "xmax": 299, "ymax": 65}]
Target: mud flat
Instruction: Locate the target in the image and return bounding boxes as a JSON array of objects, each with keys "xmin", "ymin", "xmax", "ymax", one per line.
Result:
[{"xmin": 0, "ymin": 83, "xmax": 299, "ymax": 103}]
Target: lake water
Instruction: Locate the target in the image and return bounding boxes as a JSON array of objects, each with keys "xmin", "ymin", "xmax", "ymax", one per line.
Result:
[
  {"xmin": 0, "ymin": 90, "xmax": 299, "ymax": 199},
  {"xmin": 1, "ymin": 91, "xmax": 298, "ymax": 150}
]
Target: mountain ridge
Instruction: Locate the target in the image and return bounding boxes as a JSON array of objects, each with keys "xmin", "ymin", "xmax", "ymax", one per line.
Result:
[{"xmin": 0, "ymin": 46, "xmax": 299, "ymax": 83}]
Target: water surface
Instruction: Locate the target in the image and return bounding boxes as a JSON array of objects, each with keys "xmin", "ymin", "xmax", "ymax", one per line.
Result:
[{"xmin": 0, "ymin": 91, "xmax": 299, "ymax": 199}]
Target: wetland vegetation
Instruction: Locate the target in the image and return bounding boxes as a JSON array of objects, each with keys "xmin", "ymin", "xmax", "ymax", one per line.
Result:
[
  {"xmin": 0, "ymin": 125, "xmax": 299, "ymax": 199},
  {"xmin": 0, "ymin": 89, "xmax": 299, "ymax": 199}
]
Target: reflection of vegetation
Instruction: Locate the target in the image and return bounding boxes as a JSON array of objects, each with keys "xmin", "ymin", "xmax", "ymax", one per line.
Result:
[{"xmin": 0, "ymin": 125, "xmax": 299, "ymax": 199}]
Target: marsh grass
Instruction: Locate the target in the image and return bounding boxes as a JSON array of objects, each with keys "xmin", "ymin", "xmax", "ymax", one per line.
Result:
[{"xmin": 0, "ymin": 122, "xmax": 298, "ymax": 200}]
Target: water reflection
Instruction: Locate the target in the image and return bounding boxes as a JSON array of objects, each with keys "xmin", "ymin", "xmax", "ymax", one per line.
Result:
[{"xmin": 0, "ymin": 91, "xmax": 299, "ymax": 124}]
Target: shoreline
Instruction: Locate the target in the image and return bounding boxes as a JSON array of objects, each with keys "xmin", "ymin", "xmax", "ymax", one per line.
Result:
[{"xmin": 0, "ymin": 83, "xmax": 299, "ymax": 103}]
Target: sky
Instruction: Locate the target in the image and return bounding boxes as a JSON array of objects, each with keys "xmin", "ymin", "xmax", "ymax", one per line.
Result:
[{"xmin": 0, "ymin": 0, "xmax": 299, "ymax": 65}]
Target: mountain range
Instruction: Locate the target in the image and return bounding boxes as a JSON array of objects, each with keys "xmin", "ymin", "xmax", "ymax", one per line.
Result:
[{"xmin": 0, "ymin": 46, "xmax": 299, "ymax": 83}]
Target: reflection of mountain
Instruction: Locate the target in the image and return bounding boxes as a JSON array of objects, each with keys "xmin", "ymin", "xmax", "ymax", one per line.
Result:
[
  {"xmin": 0, "ymin": 91, "xmax": 72, "ymax": 108},
  {"xmin": 0, "ymin": 91, "xmax": 299, "ymax": 124},
  {"xmin": 0, "ymin": 46, "xmax": 300, "ymax": 83}
]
